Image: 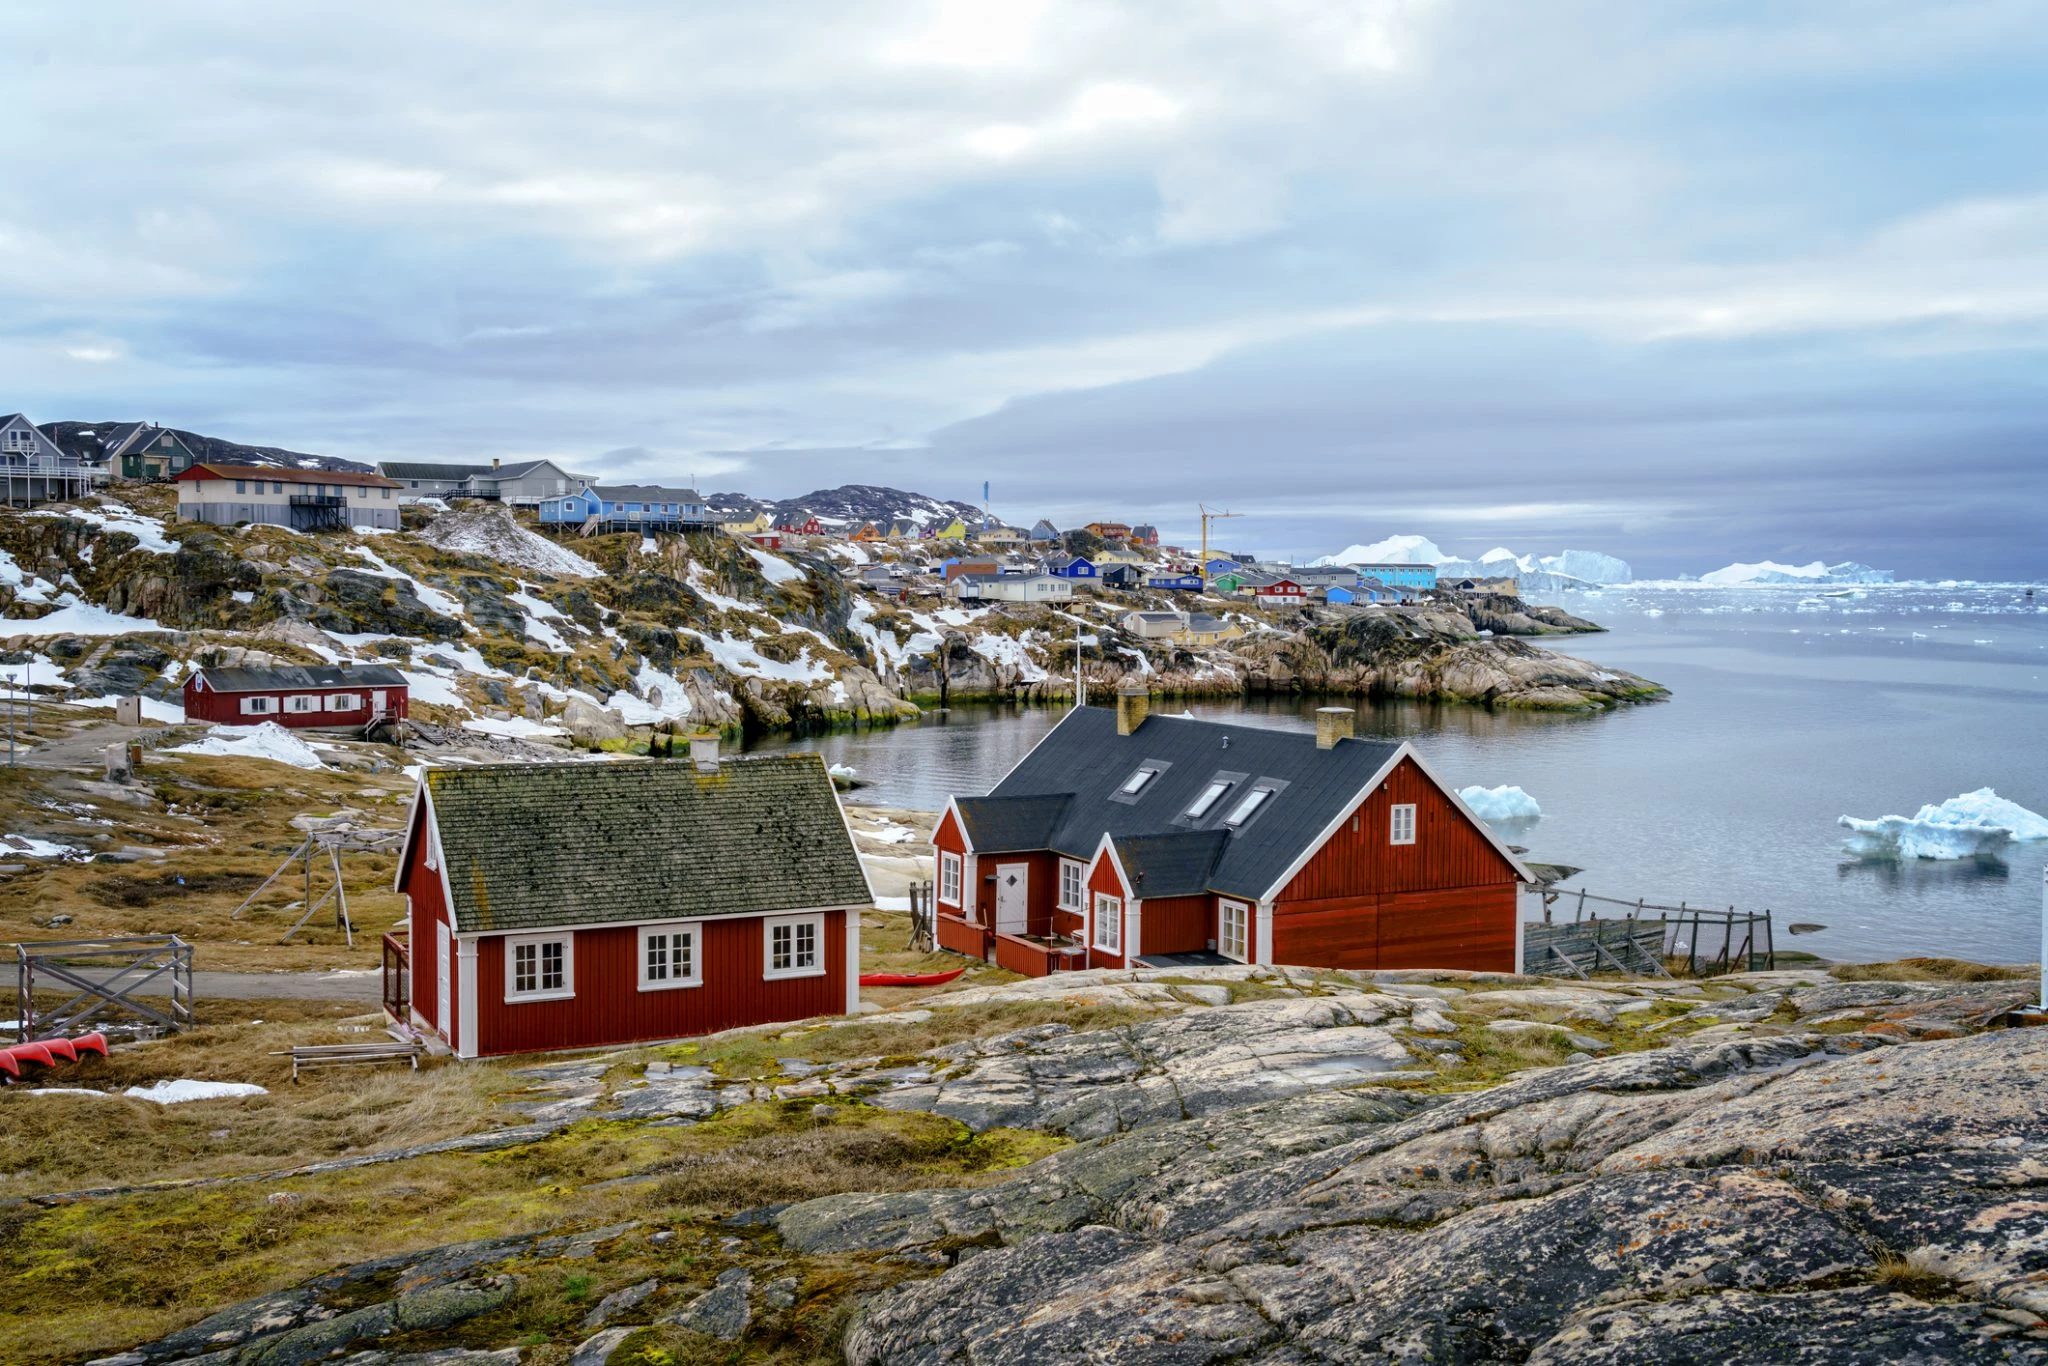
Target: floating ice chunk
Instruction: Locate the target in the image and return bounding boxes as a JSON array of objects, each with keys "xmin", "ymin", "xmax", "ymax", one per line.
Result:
[
  {"xmin": 1838, "ymin": 790, "xmax": 2045, "ymax": 860},
  {"xmin": 169, "ymin": 721, "xmax": 327, "ymax": 770},
  {"xmin": 1458, "ymin": 784, "xmax": 1542, "ymax": 823},
  {"xmin": 123, "ymin": 1079, "xmax": 269, "ymax": 1104}
]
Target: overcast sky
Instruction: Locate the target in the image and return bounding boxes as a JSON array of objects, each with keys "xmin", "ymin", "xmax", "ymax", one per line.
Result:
[{"xmin": 5, "ymin": 2, "xmax": 2046, "ymax": 577}]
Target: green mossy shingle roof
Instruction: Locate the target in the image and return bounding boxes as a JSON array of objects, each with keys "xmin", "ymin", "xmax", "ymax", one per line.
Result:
[{"xmin": 425, "ymin": 755, "xmax": 871, "ymax": 934}]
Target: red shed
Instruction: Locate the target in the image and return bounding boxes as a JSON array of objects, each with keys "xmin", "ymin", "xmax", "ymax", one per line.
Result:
[
  {"xmin": 931, "ymin": 689, "xmax": 1531, "ymax": 977},
  {"xmin": 183, "ymin": 664, "xmax": 409, "ymax": 730},
  {"xmin": 393, "ymin": 749, "xmax": 870, "ymax": 1058}
]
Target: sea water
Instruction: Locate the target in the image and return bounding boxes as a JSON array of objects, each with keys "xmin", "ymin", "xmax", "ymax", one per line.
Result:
[{"xmin": 748, "ymin": 583, "xmax": 2048, "ymax": 965}]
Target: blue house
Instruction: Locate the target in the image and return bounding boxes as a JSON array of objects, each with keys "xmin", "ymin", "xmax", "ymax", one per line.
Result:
[
  {"xmin": 538, "ymin": 484, "xmax": 711, "ymax": 531},
  {"xmin": 1045, "ymin": 553, "xmax": 1099, "ymax": 580},
  {"xmin": 1324, "ymin": 585, "xmax": 1356, "ymax": 604},
  {"xmin": 1029, "ymin": 519, "xmax": 1061, "ymax": 542},
  {"xmin": 1357, "ymin": 577, "xmax": 1423, "ymax": 604},
  {"xmin": 1204, "ymin": 557, "xmax": 1240, "ymax": 580},
  {"xmin": 1350, "ymin": 561, "xmax": 1437, "ymax": 591},
  {"xmin": 1146, "ymin": 572, "xmax": 1204, "ymax": 592}
]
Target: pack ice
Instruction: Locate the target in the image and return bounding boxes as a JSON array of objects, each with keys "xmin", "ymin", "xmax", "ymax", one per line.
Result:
[{"xmin": 1839, "ymin": 788, "xmax": 2048, "ymax": 860}]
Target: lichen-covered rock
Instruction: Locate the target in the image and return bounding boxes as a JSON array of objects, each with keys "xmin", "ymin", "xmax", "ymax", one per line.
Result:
[{"xmin": 836, "ymin": 1027, "xmax": 2048, "ymax": 1365}]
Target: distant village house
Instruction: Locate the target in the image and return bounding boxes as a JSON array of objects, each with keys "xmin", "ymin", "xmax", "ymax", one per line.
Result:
[
  {"xmin": 175, "ymin": 463, "xmax": 402, "ymax": 531},
  {"xmin": 183, "ymin": 664, "xmax": 409, "ymax": 732}
]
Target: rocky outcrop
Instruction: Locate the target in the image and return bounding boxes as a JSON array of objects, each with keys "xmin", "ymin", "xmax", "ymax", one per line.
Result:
[{"xmin": 817, "ymin": 1021, "xmax": 2048, "ymax": 1364}]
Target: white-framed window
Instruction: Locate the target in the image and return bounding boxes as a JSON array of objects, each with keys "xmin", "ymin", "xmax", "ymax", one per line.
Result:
[
  {"xmin": 639, "ymin": 922, "xmax": 702, "ymax": 991},
  {"xmin": 1391, "ymin": 803, "xmax": 1418, "ymax": 845},
  {"xmin": 939, "ymin": 851, "xmax": 963, "ymax": 906},
  {"xmin": 1219, "ymin": 900, "xmax": 1249, "ymax": 963},
  {"xmin": 1, "ymin": 428, "xmax": 34, "ymax": 453},
  {"xmin": 239, "ymin": 695, "xmax": 277, "ymax": 715},
  {"xmin": 764, "ymin": 913, "xmax": 825, "ymax": 980},
  {"xmin": 285, "ymin": 694, "xmax": 318, "ymax": 714},
  {"xmin": 1058, "ymin": 859, "xmax": 1084, "ymax": 911},
  {"xmin": 505, "ymin": 933, "xmax": 573, "ymax": 1002},
  {"xmin": 1093, "ymin": 894, "xmax": 1122, "ymax": 954},
  {"xmin": 325, "ymin": 693, "xmax": 360, "ymax": 711}
]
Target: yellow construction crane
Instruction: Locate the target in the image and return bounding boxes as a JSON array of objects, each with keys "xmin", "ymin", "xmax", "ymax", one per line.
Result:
[{"xmin": 1199, "ymin": 505, "xmax": 1243, "ymax": 590}]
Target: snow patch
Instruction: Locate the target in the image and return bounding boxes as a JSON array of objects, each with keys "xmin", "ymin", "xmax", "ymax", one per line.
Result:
[
  {"xmin": 170, "ymin": 722, "xmax": 328, "ymax": 770},
  {"xmin": 2, "ymin": 597, "xmax": 165, "ymax": 638},
  {"xmin": 416, "ymin": 506, "xmax": 601, "ymax": 579},
  {"xmin": 744, "ymin": 545, "xmax": 804, "ymax": 584},
  {"xmin": 688, "ymin": 630, "xmax": 834, "ymax": 684},
  {"xmin": 73, "ymin": 694, "xmax": 186, "ymax": 724},
  {"xmin": 1, "ymin": 834, "xmax": 87, "ymax": 859},
  {"xmin": 123, "ymin": 1079, "xmax": 270, "ymax": 1104},
  {"xmin": 346, "ymin": 546, "xmax": 469, "ymax": 622},
  {"xmin": 462, "ymin": 716, "xmax": 565, "ymax": 739},
  {"xmin": 37, "ymin": 504, "xmax": 175, "ymax": 554}
]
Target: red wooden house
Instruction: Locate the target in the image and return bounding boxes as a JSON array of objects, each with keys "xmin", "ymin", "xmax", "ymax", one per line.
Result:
[
  {"xmin": 778, "ymin": 515, "xmax": 824, "ymax": 536},
  {"xmin": 931, "ymin": 687, "xmax": 1531, "ymax": 977},
  {"xmin": 183, "ymin": 664, "xmax": 409, "ymax": 730},
  {"xmin": 393, "ymin": 749, "xmax": 871, "ymax": 1058},
  {"xmin": 1250, "ymin": 577, "xmax": 1307, "ymax": 607}
]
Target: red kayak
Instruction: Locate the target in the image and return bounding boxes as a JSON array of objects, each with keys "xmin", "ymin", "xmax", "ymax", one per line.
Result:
[{"xmin": 858, "ymin": 966, "xmax": 967, "ymax": 988}]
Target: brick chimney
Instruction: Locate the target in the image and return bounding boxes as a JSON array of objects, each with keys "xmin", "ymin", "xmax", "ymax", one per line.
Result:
[
  {"xmin": 492, "ymin": 457, "xmax": 502, "ymax": 470},
  {"xmin": 690, "ymin": 733, "xmax": 720, "ymax": 772},
  {"xmin": 1115, "ymin": 678, "xmax": 1150, "ymax": 737},
  {"xmin": 1315, "ymin": 706, "xmax": 1355, "ymax": 749}
]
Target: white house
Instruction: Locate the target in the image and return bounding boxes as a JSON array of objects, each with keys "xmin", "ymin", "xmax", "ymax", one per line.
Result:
[
  {"xmin": 950, "ymin": 572, "xmax": 1074, "ymax": 603},
  {"xmin": 175, "ymin": 463, "xmax": 403, "ymax": 531}
]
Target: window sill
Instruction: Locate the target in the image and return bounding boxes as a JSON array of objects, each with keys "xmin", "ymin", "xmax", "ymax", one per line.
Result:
[
  {"xmin": 504, "ymin": 989, "xmax": 575, "ymax": 1004},
  {"xmin": 637, "ymin": 978, "xmax": 703, "ymax": 993},
  {"xmin": 763, "ymin": 966, "xmax": 828, "ymax": 982}
]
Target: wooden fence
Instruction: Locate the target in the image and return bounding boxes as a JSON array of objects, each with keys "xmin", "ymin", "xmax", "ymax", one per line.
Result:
[{"xmin": 1525, "ymin": 887, "xmax": 1775, "ymax": 977}]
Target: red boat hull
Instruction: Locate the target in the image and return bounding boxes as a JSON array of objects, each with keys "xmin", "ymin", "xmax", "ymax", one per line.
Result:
[{"xmin": 857, "ymin": 967, "xmax": 967, "ymax": 988}]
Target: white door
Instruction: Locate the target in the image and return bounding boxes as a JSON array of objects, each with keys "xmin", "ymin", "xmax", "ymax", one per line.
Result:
[
  {"xmin": 371, "ymin": 689, "xmax": 387, "ymax": 717},
  {"xmin": 994, "ymin": 862, "xmax": 1028, "ymax": 934},
  {"xmin": 436, "ymin": 920, "xmax": 452, "ymax": 1035}
]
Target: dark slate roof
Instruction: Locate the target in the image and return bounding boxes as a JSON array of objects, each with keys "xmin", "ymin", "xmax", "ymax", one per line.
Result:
[
  {"xmin": 197, "ymin": 664, "xmax": 408, "ymax": 692},
  {"xmin": 1110, "ymin": 830, "xmax": 1228, "ymax": 897},
  {"xmin": 592, "ymin": 484, "xmax": 704, "ymax": 502},
  {"xmin": 954, "ymin": 793, "xmax": 1073, "ymax": 853},
  {"xmin": 381, "ymin": 461, "xmax": 489, "ymax": 481},
  {"xmin": 422, "ymin": 755, "xmax": 871, "ymax": 934},
  {"xmin": 983, "ymin": 707, "xmax": 1403, "ymax": 901}
]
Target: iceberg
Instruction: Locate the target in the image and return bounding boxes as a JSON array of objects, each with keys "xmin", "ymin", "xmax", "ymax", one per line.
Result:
[
  {"xmin": 1313, "ymin": 534, "xmax": 1445, "ymax": 567},
  {"xmin": 1458, "ymin": 784, "xmax": 1542, "ymax": 823},
  {"xmin": 1702, "ymin": 560, "xmax": 1894, "ymax": 586},
  {"xmin": 1838, "ymin": 788, "xmax": 2048, "ymax": 860}
]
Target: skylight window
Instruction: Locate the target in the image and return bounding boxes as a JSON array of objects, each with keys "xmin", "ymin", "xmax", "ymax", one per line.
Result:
[
  {"xmin": 1186, "ymin": 780, "xmax": 1233, "ymax": 820},
  {"xmin": 1223, "ymin": 787, "xmax": 1273, "ymax": 828},
  {"xmin": 1118, "ymin": 768, "xmax": 1157, "ymax": 796}
]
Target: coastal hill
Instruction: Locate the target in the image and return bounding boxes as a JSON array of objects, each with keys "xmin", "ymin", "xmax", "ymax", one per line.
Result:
[{"xmin": 0, "ymin": 487, "xmax": 1661, "ymax": 765}]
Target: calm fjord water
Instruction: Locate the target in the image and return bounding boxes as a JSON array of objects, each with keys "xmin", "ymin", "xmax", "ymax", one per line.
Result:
[{"xmin": 749, "ymin": 585, "xmax": 2048, "ymax": 965}]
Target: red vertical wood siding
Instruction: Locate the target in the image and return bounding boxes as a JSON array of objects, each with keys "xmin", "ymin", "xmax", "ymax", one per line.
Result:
[
  {"xmin": 1271, "ymin": 757, "xmax": 1519, "ymax": 973},
  {"xmin": 181, "ymin": 676, "xmax": 410, "ymax": 728},
  {"xmin": 1280, "ymin": 757, "xmax": 1518, "ymax": 900},
  {"xmin": 1085, "ymin": 850, "xmax": 1128, "ymax": 969},
  {"xmin": 1138, "ymin": 894, "xmax": 1212, "ymax": 955},
  {"xmin": 936, "ymin": 912, "xmax": 990, "ymax": 960},
  {"xmin": 398, "ymin": 802, "xmax": 449, "ymax": 1040},
  {"xmin": 472, "ymin": 911, "xmax": 848, "ymax": 1057}
]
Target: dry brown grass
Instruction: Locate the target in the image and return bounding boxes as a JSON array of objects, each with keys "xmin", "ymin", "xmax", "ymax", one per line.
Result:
[
  {"xmin": 1830, "ymin": 957, "xmax": 2035, "ymax": 983},
  {"xmin": 0, "ymin": 1007, "xmax": 512, "ymax": 1197},
  {"xmin": 0, "ymin": 738, "xmax": 415, "ymax": 973}
]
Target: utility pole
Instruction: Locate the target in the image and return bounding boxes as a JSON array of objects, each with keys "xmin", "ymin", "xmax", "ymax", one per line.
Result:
[{"xmin": 1199, "ymin": 505, "xmax": 1244, "ymax": 590}]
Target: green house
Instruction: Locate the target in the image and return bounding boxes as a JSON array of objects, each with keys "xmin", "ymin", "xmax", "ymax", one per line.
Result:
[{"xmin": 105, "ymin": 424, "xmax": 199, "ymax": 482}]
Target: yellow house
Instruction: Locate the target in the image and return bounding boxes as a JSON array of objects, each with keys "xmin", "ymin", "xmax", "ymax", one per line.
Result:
[
  {"xmin": 933, "ymin": 518, "xmax": 969, "ymax": 541},
  {"xmin": 1093, "ymin": 545, "xmax": 1148, "ymax": 566},
  {"xmin": 722, "ymin": 511, "xmax": 773, "ymax": 535}
]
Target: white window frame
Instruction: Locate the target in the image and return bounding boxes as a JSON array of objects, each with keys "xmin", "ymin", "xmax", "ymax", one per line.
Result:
[
  {"xmin": 239, "ymin": 695, "xmax": 277, "ymax": 715},
  {"xmin": 1390, "ymin": 803, "xmax": 1418, "ymax": 846},
  {"xmin": 939, "ymin": 851, "xmax": 963, "ymax": 906},
  {"xmin": 1219, "ymin": 900, "xmax": 1249, "ymax": 963},
  {"xmin": 285, "ymin": 694, "xmax": 319, "ymax": 714},
  {"xmin": 1093, "ymin": 894, "xmax": 1122, "ymax": 954},
  {"xmin": 1057, "ymin": 859, "xmax": 1084, "ymax": 911},
  {"xmin": 504, "ymin": 932, "xmax": 574, "ymax": 1003},
  {"xmin": 1186, "ymin": 780, "xmax": 1233, "ymax": 820},
  {"xmin": 325, "ymin": 693, "xmax": 360, "ymax": 711},
  {"xmin": 763, "ymin": 913, "xmax": 826, "ymax": 981},
  {"xmin": 638, "ymin": 921, "xmax": 703, "ymax": 991}
]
